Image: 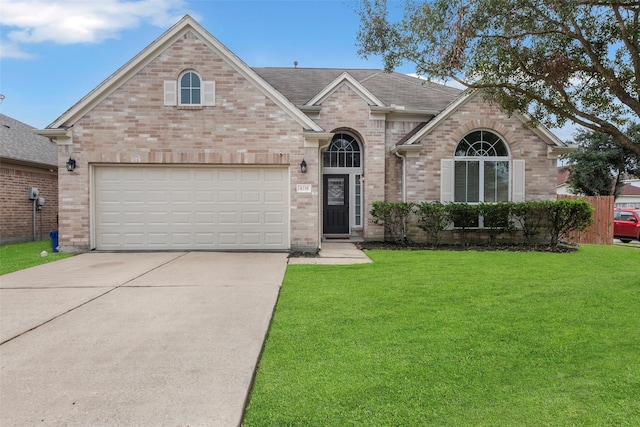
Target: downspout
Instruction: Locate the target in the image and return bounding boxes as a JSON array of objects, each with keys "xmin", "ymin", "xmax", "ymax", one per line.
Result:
[{"xmin": 394, "ymin": 150, "xmax": 407, "ymax": 202}]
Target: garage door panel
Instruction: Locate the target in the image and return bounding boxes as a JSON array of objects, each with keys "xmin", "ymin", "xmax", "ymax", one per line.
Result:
[
  {"xmin": 123, "ymin": 212, "xmax": 145, "ymax": 225},
  {"xmin": 242, "ymin": 212, "xmax": 261, "ymax": 224},
  {"xmin": 219, "ymin": 212, "xmax": 238, "ymax": 224},
  {"xmin": 265, "ymin": 212, "xmax": 284, "ymax": 225},
  {"xmin": 94, "ymin": 166, "xmax": 289, "ymax": 250},
  {"xmin": 264, "ymin": 191, "xmax": 284, "ymax": 203},
  {"xmin": 242, "ymin": 170, "xmax": 262, "ymax": 182},
  {"xmin": 219, "ymin": 191, "xmax": 237, "ymax": 203},
  {"xmin": 265, "ymin": 233, "xmax": 285, "ymax": 245},
  {"xmin": 195, "ymin": 212, "xmax": 214, "ymax": 225},
  {"xmin": 242, "ymin": 191, "xmax": 261, "ymax": 203}
]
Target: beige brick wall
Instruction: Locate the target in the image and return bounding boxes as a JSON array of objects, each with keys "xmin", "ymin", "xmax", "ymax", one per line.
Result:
[
  {"xmin": 57, "ymin": 31, "xmax": 318, "ymax": 251},
  {"xmin": 314, "ymin": 85, "xmax": 386, "ymax": 241},
  {"xmin": 403, "ymin": 95, "xmax": 558, "ymax": 203},
  {"xmin": 0, "ymin": 163, "xmax": 58, "ymax": 244}
]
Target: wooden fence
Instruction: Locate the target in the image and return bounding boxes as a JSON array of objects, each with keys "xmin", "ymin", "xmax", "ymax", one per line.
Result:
[{"xmin": 557, "ymin": 195, "xmax": 614, "ymax": 245}]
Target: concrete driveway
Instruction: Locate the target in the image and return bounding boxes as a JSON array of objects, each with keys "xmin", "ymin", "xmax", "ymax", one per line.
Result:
[{"xmin": 0, "ymin": 251, "xmax": 288, "ymax": 426}]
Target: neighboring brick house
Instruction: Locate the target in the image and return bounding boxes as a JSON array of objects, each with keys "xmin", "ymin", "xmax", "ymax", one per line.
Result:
[
  {"xmin": 37, "ymin": 15, "xmax": 573, "ymax": 253},
  {"xmin": 1, "ymin": 114, "xmax": 58, "ymax": 244}
]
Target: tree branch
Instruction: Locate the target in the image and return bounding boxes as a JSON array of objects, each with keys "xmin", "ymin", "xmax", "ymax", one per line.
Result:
[
  {"xmin": 612, "ymin": 5, "xmax": 640, "ymax": 100},
  {"xmin": 566, "ymin": 11, "xmax": 640, "ymax": 115}
]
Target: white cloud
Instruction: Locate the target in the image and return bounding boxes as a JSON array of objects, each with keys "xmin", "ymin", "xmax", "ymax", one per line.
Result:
[{"xmin": 0, "ymin": 0, "xmax": 190, "ymax": 58}]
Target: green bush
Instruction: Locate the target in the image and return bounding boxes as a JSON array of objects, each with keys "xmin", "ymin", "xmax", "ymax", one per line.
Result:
[
  {"xmin": 480, "ymin": 202, "xmax": 515, "ymax": 245},
  {"xmin": 370, "ymin": 201, "xmax": 415, "ymax": 243},
  {"xmin": 511, "ymin": 201, "xmax": 550, "ymax": 244},
  {"xmin": 446, "ymin": 203, "xmax": 480, "ymax": 245},
  {"xmin": 545, "ymin": 199, "xmax": 594, "ymax": 247},
  {"xmin": 414, "ymin": 201, "xmax": 451, "ymax": 245},
  {"xmin": 370, "ymin": 199, "xmax": 595, "ymax": 247}
]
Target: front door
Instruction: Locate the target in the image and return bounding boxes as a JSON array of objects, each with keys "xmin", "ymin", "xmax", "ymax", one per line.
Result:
[{"xmin": 323, "ymin": 174, "xmax": 349, "ymax": 234}]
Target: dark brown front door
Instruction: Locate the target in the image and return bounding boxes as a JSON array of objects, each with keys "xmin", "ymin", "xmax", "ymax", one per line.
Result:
[{"xmin": 323, "ymin": 174, "xmax": 349, "ymax": 234}]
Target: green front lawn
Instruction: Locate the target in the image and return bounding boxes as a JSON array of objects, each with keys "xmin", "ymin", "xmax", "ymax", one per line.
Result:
[
  {"xmin": 244, "ymin": 246, "xmax": 640, "ymax": 426},
  {"xmin": 0, "ymin": 241, "xmax": 73, "ymax": 275}
]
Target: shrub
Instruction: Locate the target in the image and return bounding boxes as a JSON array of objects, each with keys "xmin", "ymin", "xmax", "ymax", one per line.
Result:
[
  {"xmin": 479, "ymin": 202, "xmax": 515, "ymax": 245},
  {"xmin": 369, "ymin": 199, "xmax": 594, "ymax": 248},
  {"xmin": 510, "ymin": 201, "xmax": 550, "ymax": 245},
  {"xmin": 545, "ymin": 198, "xmax": 594, "ymax": 247},
  {"xmin": 370, "ymin": 201, "xmax": 415, "ymax": 243},
  {"xmin": 446, "ymin": 203, "xmax": 480, "ymax": 246},
  {"xmin": 414, "ymin": 201, "xmax": 451, "ymax": 245}
]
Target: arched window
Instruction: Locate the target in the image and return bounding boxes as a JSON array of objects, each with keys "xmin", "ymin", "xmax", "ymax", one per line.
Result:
[
  {"xmin": 454, "ymin": 130, "xmax": 510, "ymax": 203},
  {"xmin": 180, "ymin": 71, "xmax": 201, "ymax": 105},
  {"xmin": 323, "ymin": 133, "xmax": 361, "ymax": 168}
]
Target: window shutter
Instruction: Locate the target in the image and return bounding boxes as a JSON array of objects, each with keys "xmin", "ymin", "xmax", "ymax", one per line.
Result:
[
  {"xmin": 512, "ymin": 159, "xmax": 525, "ymax": 202},
  {"xmin": 164, "ymin": 81, "xmax": 177, "ymax": 106},
  {"xmin": 203, "ymin": 81, "xmax": 215, "ymax": 106},
  {"xmin": 440, "ymin": 159, "xmax": 454, "ymax": 202}
]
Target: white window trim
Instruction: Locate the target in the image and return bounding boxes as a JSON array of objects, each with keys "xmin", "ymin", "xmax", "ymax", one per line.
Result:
[{"xmin": 164, "ymin": 71, "xmax": 215, "ymax": 107}]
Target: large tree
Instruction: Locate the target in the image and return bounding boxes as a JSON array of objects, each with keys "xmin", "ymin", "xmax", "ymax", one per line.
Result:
[
  {"xmin": 356, "ymin": 0, "xmax": 640, "ymax": 157},
  {"xmin": 565, "ymin": 124, "xmax": 640, "ymax": 197}
]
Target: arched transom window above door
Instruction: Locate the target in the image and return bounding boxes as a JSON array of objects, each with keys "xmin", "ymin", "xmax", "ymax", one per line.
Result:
[
  {"xmin": 323, "ymin": 134, "xmax": 361, "ymax": 168},
  {"xmin": 454, "ymin": 130, "xmax": 510, "ymax": 203}
]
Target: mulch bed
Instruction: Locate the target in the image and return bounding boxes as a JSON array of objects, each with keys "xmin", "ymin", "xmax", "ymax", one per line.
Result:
[
  {"xmin": 288, "ymin": 241, "xmax": 578, "ymax": 258},
  {"xmin": 355, "ymin": 241, "xmax": 578, "ymax": 253}
]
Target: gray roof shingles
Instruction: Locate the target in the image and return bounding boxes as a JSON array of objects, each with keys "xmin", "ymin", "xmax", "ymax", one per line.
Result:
[
  {"xmin": 0, "ymin": 114, "xmax": 57, "ymax": 167},
  {"xmin": 1, "ymin": 69, "xmax": 459, "ymax": 167},
  {"xmin": 252, "ymin": 68, "xmax": 462, "ymax": 111}
]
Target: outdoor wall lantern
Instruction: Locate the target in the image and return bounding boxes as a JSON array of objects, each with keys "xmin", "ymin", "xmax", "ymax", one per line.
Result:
[
  {"xmin": 300, "ymin": 159, "xmax": 307, "ymax": 173},
  {"xmin": 66, "ymin": 157, "xmax": 76, "ymax": 172}
]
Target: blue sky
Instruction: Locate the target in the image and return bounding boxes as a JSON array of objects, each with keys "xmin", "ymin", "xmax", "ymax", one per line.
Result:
[{"xmin": 0, "ymin": 0, "xmax": 576, "ymax": 140}]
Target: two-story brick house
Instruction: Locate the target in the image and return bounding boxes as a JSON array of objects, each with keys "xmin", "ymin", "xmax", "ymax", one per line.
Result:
[{"xmin": 37, "ymin": 15, "xmax": 573, "ymax": 253}]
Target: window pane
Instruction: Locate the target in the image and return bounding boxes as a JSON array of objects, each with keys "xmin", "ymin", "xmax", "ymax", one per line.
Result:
[
  {"xmin": 355, "ymin": 175, "xmax": 361, "ymax": 226},
  {"xmin": 484, "ymin": 162, "xmax": 497, "ymax": 202},
  {"xmin": 192, "ymin": 89, "xmax": 201, "ymax": 104},
  {"xmin": 322, "ymin": 152, "xmax": 330, "ymax": 167},
  {"xmin": 327, "ymin": 178, "xmax": 345, "ymax": 205},
  {"xmin": 324, "ymin": 134, "xmax": 362, "ymax": 168},
  {"xmin": 455, "ymin": 130, "xmax": 509, "ymax": 158},
  {"xmin": 483, "ymin": 161, "xmax": 509, "ymax": 202},
  {"xmin": 496, "ymin": 161, "xmax": 509, "ymax": 201},
  {"xmin": 181, "ymin": 88, "xmax": 190, "ymax": 104},
  {"xmin": 455, "ymin": 161, "xmax": 479, "ymax": 202},
  {"xmin": 180, "ymin": 72, "xmax": 201, "ymax": 105}
]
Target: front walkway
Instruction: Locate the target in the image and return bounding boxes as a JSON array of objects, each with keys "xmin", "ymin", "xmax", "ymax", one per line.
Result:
[{"xmin": 288, "ymin": 242, "xmax": 372, "ymax": 265}]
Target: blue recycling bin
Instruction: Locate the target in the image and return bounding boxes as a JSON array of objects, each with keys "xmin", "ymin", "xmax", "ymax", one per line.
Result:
[{"xmin": 49, "ymin": 230, "xmax": 59, "ymax": 253}]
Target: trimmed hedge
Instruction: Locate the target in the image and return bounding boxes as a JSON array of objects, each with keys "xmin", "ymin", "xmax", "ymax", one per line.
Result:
[{"xmin": 370, "ymin": 200, "xmax": 594, "ymax": 247}]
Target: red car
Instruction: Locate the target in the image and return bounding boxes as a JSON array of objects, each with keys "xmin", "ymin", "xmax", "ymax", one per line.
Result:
[{"xmin": 614, "ymin": 208, "xmax": 640, "ymax": 243}]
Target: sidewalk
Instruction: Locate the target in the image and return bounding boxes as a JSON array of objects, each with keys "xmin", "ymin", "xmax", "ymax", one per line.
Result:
[{"xmin": 288, "ymin": 242, "xmax": 372, "ymax": 265}]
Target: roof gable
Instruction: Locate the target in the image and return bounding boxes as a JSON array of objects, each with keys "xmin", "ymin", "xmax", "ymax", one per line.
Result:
[
  {"xmin": 305, "ymin": 72, "xmax": 385, "ymax": 107},
  {"xmin": 48, "ymin": 15, "xmax": 322, "ymax": 132},
  {"xmin": 402, "ymin": 90, "xmax": 574, "ymax": 153},
  {"xmin": 252, "ymin": 68, "xmax": 461, "ymax": 111}
]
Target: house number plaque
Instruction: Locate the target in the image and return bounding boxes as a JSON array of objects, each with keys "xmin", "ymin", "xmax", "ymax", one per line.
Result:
[{"xmin": 296, "ymin": 184, "xmax": 312, "ymax": 193}]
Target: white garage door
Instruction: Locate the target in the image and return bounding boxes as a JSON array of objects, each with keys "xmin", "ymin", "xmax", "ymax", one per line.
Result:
[{"xmin": 94, "ymin": 166, "xmax": 289, "ymax": 251}]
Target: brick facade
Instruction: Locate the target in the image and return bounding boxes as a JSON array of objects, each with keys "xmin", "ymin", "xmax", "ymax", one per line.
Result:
[
  {"xmin": 0, "ymin": 163, "xmax": 58, "ymax": 244},
  {"xmin": 58, "ymin": 31, "xmax": 317, "ymax": 252},
  {"xmin": 44, "ymin": 17, "xmax": 562, "ymax": 252},
  {"xmin": 404, "ymin": 95, "xmax": 557, "ymax": 203}
]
